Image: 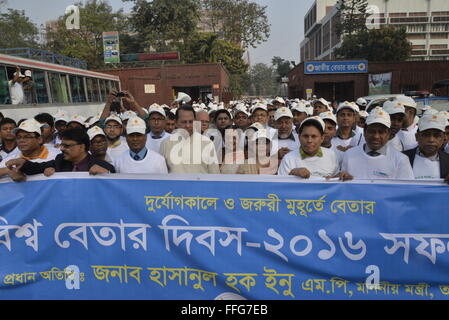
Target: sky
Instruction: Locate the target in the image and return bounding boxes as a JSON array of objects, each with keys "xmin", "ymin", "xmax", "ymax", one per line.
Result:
[{"xmin": 3, "ymin": 0, "xmax": 316, "ymax": 66}]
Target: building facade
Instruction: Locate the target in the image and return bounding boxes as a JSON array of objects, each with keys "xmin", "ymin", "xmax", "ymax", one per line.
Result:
[
  {"xmin": 98, "ymin": 63, "xmax": 231, "ymax": 106},
  {"xmin": 300, "ymin": 0, "xmax": 449, "ymax": 62}
]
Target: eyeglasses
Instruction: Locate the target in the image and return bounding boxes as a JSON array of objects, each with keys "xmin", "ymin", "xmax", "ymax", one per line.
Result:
[
  {"xmin": 105, "ymin": 125, "xmax": 122, "ymax": 129},
  {"xmin": 16, "ymin": 135, "xmax": 38, "ymax": 140},
  {"xmin": 60, "ymin": 143, "xmax": 81, "ymax": 149}
]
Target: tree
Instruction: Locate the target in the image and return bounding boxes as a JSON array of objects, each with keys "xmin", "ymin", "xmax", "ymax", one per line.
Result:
[
  {"xmin": 200, "ymin": 0, "xmax": 270, "ymax": 48},
  {"xmin": 336, "ymin": 0, "xmax": 369, "ymax": 36},
  {"xmin": 126, "ymin": 0, "xmax": 200, "ymax": 52},
  {"xmin": 45, "ymin": 0, "xmax": 128, "ymax": 69},
  {"xmin": 246, "ymin": 63, "xmax": 277, "ymax": 97},
  {"xmin": 271, "ymin": 56, "xmax": 295, "ymax": 83},
  {"xmin": 0, "ymin": 9, "xmax": 39, "ymax": 49},
  {"xmin": 335, "ymin": 26, "xmax": 412, "ymax": 62}
]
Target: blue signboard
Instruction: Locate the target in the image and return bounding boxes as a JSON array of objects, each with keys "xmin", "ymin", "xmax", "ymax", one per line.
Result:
[
  {"xmin": 305, "ymin": 60, "xmax": 368, "ymax": 74},
  {"xmin": 0, "ymin": 174, "xmax": 448, "ymax": 300}
]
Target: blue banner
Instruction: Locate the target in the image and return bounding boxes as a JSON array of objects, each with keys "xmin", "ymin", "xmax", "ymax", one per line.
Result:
[
  {"xmin": 0, "ymin": 174, "xmax": 448, "ymax": 300},
  {"xmin": 305, "ymin": 60, "xmax": 368, "ymax": 74}
]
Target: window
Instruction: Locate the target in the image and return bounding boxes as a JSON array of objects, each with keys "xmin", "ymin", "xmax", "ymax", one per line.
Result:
[
  {"xmin": 69, "ymin": 75, "xmax": 87, "ymax": 103},
  {"xmin": 49, "ymin": 73, "xmax": 70, "ymax": 104},
  {"xmin": 33, "ymin": 70, "xmax": 49, "ymax": 104},
  {"xmin": 99, "ymin": 79, "xmax": 107, "ymax": 101},
  {"xmin": 0, "ymin": 66, "xmax": 10, "ymax": 104},
  {"xmin": 431, "ymin": 33, "xmax": 449, "ymax": 39},
  {"xmin": 86, "ymin": 78, "xmax": 100, "ymax": 102}
]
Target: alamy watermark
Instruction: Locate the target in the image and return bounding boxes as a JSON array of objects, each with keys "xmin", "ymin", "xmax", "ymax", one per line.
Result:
[{"xmin": 65, "ymin": 5, "xmax": 80, "ymax": 30}]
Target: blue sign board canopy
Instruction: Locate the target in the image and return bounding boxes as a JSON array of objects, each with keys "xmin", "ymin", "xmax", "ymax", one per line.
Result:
[{"xmin": 305, "ymin": 60, "xmax": 369, "ymax": 74}]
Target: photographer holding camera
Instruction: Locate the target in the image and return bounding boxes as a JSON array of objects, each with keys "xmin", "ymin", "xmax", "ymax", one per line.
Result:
[{"xmin": 99, "ymin": 90, "xmax": 148, "ymax": 161}]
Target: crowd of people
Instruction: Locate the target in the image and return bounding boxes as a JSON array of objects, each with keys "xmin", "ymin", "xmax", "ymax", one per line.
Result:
[{"xmin": 0, "ymin": 89, "xmax": 448, "ymax": 184}]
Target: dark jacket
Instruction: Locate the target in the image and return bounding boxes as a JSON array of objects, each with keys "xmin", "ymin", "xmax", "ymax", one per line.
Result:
[
  {"xmin": 21, "ymin": 153, "xmax": 115, "ymax": 175},
  {"xmin": 402, "ymin": 147, "xmax": 449, "ymax": 179}
]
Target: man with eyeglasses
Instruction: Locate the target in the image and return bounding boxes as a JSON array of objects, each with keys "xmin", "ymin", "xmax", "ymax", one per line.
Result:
[
  {"xmin": 0, "ymin": 118, "xmax": 59, "ymax": 180},
  {"xmin": 159, "ymin": 105, "xmax": 220, "ymax": 174},
  {"xmin": 103, "ymin": 114, "xmax": 129, "ymax": 161},
  {"xmin": 5, "ymin": 127, "xmax": 115, "ymax": 181},
  {"xmin": 145, "ymin": 104, "xmax": 170, "ymax": 154}
]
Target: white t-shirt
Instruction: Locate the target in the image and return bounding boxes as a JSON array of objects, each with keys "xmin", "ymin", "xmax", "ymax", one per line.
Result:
[
  {"xmin": 412, "ymin": 154, "xmax": 440, "ymax": 180},
  {"xmin": 278, "ymin": 147, "xmax": 339, "ymax": 178},
  {"xmin": 113, "ymin": 149, "xmax": 168, "ymax": 174},
  {"xmin": 276, "ymin": 131, "xmax": 300, "ymax": 152},
  {"xmin": 324, "ymin": 144, "xmax": 344, "ymax": 170},
  {"xmin": 107, "ymin": 136, "xmax": 129, "ymax": 161},
  {"xmin": 331, "ymin": 135, "xmax": 353, "ymax": 149},
  {"xmin": 398, "ymin": 127, "xmax": 418, "ymax": 151},
  {"xmin": 0, "ymin": 146, "xmax": 18, "ymax": 163},
  {"xmin": 341, "ymin": 144, "xmax": 414, "ymax": 180},
  {"xmin": 8, "ymin": 80, "xmax": 24, "ymax": 105},
  {"xmin": 0, "ymin": 146, "xmax": 59, "ymax": 168},
  {"xmin": 145, "ymin": 131, "xmax": 171, "ymax": 154}
]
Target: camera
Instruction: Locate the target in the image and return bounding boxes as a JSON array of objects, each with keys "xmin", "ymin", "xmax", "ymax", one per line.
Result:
[{"xmin": 115, "ymin": 92, "xmax": 125, "ymax": 98}]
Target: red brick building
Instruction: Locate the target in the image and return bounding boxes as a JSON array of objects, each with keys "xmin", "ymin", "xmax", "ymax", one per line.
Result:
[
  {"xmin": 288, "ymin": 60, "xmax": 449, "ymax": 101},
  {"xmin": 97, "ymin": 63, "xmax": 231, "ymax": 107}
]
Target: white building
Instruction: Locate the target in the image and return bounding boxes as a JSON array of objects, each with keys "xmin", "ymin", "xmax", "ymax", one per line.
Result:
[{"xmin": 300, "ymin": 0, "xmax": 449, "ymax": 62}]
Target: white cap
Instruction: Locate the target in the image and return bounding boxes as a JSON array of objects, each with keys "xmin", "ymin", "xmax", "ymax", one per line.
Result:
[
  {"xmin": 24, "ymin": 70, "xmax": 32, "ymax": 78},
  {"xmin": 350, "ymin": 102, "xmax": 360, "ymax": 113},
  {"xmin": 234, "ymin": 104, "xmax": 250, "ymax": 117},
  {"xmin": 105, "ymin": 114, "xmax": 123, "ymax": 126},
  {"xmin": 87, "ymin": 115, "xmax": 100, "ymax": 127},
  {"xmin": 148, "ymin": 104, "xmax": 166, "ymax": 118},
  {"xmin": 383, "ymin": 100, "xmax": 405, "ymax": 115},
  {"xmin": 251, "ymin": 103, "xmax": 268, "ymax": 114},
  {"xmin": 356, "ymin": 97, "xmax": 367, "ymax": 107},
  {"xmin": 418, "ymin": 113, "xmax": 446, "ymax": 132},
  {"xmin": 174, "ymin": 92, "xmax": 192, "ymax": 104},
  {"xmin": 319, "ymin": 111, "xmax": 337, "ymax": 125},
  {"xmin": 337, "ymin": 101, "xmax": 358, "ymax": 114},
  {"xmin": 299, "ymin": 116, "xmax": 326, "ymax": 133},
  {"xmin": 305, "ymin": 106, "xmax": 314, "ymax": 116},
  {"xmin": 274, "ymin": 107, "xmax": 293, "ymax": 121},
  {"xmin": 359, "ymin": 110, "xmax": 369, "ymax": 119},
  {"xmin": 126, "ymin": 117, "xmax": 147, "ymax": 135},
  {"xmin": 120, "ymin": 110, "xmax": 137, "ymax": 121},
  {"xmin": 421, "ymin": 105, "xmax": 432, "ymax": 113},
  {"xmin": 14, "ymin": 118, "xmax": 42, "ymax": 135},
  {"xmin": 149, "ymin": 103, "xmax": 160, "ymax": 109},
  {"xmin": 68, "ymin": 114, "xmax": 86, "ymax": 126},
  {"xmin": 14, "ymin": 72, "xmax": 25, "ymax": 78},
  {"xmin": 366, "ymin": 107, "xmax": 391, "ymax": 128},
  {"xmin": 422, "ymin": 108, "xmax": 439, "ymax": 116},
  {"xmin": 248, "ymin": 122, "xmax": 265, "ymax": 131},
  {"xmin": 395, "ymin": 96, "xmax": 417, "ymax": 109},
  {"xmin": 291, "ymin": 101, "xmax": 308, "ymax": 113},
  {"xmin": 250, "ymin": 128, "xmax": 272, "ymax": 142},
  {"xmin": 438, "ymin": 111, "xmax": 449, "ymax": 124},
  {"xmin": 87, "ymin": 126, "xmax": 106, "ymax": 141},
  {"xmin": 54, "ymin": 112, "xmax": 70, "ymax": 123},
  {"xmin": 314, "ymin": 98, "xmax": 329, "ymax": 108},
  {"xmin": 273, "ymin": 97, "xmax": 285, "ymax": 105}
]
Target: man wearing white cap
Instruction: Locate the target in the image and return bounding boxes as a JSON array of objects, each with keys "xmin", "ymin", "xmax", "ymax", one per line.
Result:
[
  {"xmin": 146, "ymin": 104, "xmax": 170, "ymax": 154},
  {"xmin": 403, "ymin": 113, "xmax": 449, "ymax": 182},
  {"xmin": 87, "ymin": 126, "xmax": 113, "ymax": 164},
  {"xmin": 382, "ymin": 100, "xmax": 407, "ymax": 151},
  {"xmin": 291, "ymin": 102, "xmax": 309, "ymax": 130},
  {"xmin": 340, "ymin": 108, "xmax": 414, "ymax": 180},
  {"xmin": 274, "ymin": 107, "xmax": 300, "ymax": 158},
  {"xmin": 232, "ymin": 106, "xmax": 250, "ymax": 132},
  {"xmin": 273, "ymin": 97, "xmax": 286, "ymax": 109},
  {"xmin": 0, "ymin": 118, "xmax": 59, "ymax": 179},
  {"xmin": 8, "ymin": 66, "xmax": 25, "ymax": 105},
  {"xmin": 103, "ymin": 114, "xmax": 129, "ymax": 161},
  {"xmin": 67, "ymin": 115, "xmax": 87, "ymax": 130},
  {"xmin": 278, "ymin": 116, "xmax": 339, "ymax": 179},
  {"xmin": 333, "ymin": 101, "xmax": 358, "ymax": 151},
  {"xmin": 312, "ymin": 98, "xmax": 330, "ymax": 116},
  {"xmin": 113, "ymin": 117, "xmax": 168, "ymax": 174},
  {"xmin": 396, "ymin": 95, "xmax": 419, "ymax": 151}
]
